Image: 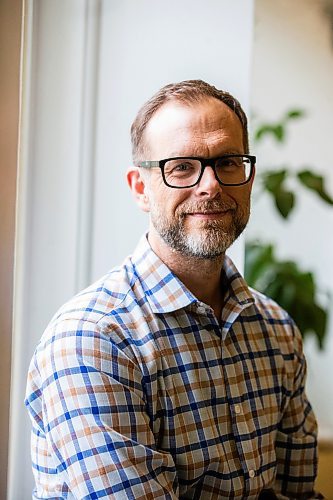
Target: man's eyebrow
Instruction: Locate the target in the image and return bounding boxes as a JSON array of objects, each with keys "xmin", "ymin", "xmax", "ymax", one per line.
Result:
[
  {"xmin": 218, "ymin": 150, "xmax": 243, "ymax": 155},
  {"xmin": 166, "ymin": 150, "xmax": 243, "ymax": 158}
]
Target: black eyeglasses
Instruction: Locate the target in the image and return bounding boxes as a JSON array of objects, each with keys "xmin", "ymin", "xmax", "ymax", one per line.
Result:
[{"xmin": 138, "ymin": 154, "xmax": 256, "ymax": 189}]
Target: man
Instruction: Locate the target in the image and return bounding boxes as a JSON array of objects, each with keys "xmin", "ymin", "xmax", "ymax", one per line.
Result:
[{"xmin": 26, "ymin": 80, "xmax": 322, "ymax": 499}]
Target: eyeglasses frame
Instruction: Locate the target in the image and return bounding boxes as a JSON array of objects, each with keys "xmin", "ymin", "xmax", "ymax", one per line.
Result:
[{"xmin": 138, "ymin": 154, "xmax": 256, "ymax": 189}]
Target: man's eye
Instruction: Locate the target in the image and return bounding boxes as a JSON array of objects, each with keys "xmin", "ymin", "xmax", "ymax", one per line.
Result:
[
  {"xmin": 165, "ymin": 161, "xmax": 197, "ymax": 175},
  {"xmin": 219, "ymin": 159, "xmax": 240, "ymax": 169},
  {"xmin": 174, "ymin": 163, "xmax": 193, "ymax": 171}
]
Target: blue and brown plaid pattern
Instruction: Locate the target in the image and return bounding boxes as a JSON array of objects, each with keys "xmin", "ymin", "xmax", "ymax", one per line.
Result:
[{"xmin": 25, "ymin": 235, "xmax": 319, "ymax": 499}]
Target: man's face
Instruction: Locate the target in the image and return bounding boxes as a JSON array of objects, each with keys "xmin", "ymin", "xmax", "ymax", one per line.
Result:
[{"xmin": 140, "ymin": 97, "xmax": 254, "ymax": 260}]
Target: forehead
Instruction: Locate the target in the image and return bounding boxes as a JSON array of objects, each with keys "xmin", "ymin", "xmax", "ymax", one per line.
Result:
[{"xmin": 143, "ymin": 97, "xmax": 244, "ymax": 158}]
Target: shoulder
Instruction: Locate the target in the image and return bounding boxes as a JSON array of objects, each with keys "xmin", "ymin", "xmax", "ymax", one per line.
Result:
[
  {"xmin": 248, "ymin": 286, "xmax": 304, "ymax": 358},
  {"xmin": 53, "ymin": 257, "xmax": 138, "ymax": 323},
  {"xmin": 28, "ymin": 256, "xmax": 153, "ymax": 387},
  {"xmin": 249, "ymin": 287, "xmax": 291, "ymax": 322},
  {"xmin": 34, "ymin": 256, "xmax": 145, "ymax": 356}
]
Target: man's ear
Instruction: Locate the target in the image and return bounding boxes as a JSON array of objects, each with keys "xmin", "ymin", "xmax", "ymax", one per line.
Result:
[{"xmin": 126, "ymin": 167, "xmax": 150, "ymax": 213}]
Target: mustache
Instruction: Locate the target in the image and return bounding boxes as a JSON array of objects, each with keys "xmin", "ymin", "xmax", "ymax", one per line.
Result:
[{"xmin": 178, "ymin": 199, "xmax": 237, "ymax": 215}]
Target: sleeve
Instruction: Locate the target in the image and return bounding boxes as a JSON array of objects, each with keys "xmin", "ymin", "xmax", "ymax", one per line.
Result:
[
  {"xmin": 29, "ymin": 318, "xmax": 179, "ymax": 499},
  {"xmin": 272, "ymin": 324, "xmax": 323, "ymax": 499}
]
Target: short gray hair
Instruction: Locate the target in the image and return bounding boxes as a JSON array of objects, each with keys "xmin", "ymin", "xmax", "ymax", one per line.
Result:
[{"xmin": 131, "ymin": 79, "xmax": 249, "ymax": 165}]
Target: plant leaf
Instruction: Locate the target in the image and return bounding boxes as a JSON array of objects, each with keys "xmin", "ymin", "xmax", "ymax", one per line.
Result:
[
  {"xmin": 285, "ymin": 109, "xmax": 305, "ymax": 120},
  {"xmin": 274, "ymin": 190, "xmax": 295, "ymax": 219},
  {"xmin": 244, "ymin": 242, "xmax": 274, "ymax": 285},
  {"xmin": 297, "ymin": 170, "xmax": 333, "ymax": 205},
  {"xmin": 272, "ymin": 124, "xmax": 284, "ymax": 142},
  {"xmin": 254, "ymin": 109, "xmax": 305, "ymax": 144},
  {"xmin": 262, "ymin": 170, "xmax": 287, "ymax": 193},
  {"xmin": 244, "ymin": 241, "xmax": 328, "ymax": 349},
  {"xmin": 254, "ymin": 124, "xmax": 285, "ymax": 143},
  {"xmin": 261, "ymin": 170, "xmax": 295, "ymax": 218},
  {"xmin": 254, "ymin": 125, "xmax": 276, "ymax": 142}
]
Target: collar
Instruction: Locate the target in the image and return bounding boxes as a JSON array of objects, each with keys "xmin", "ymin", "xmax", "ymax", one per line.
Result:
[{"xmin": 131, "ymin": 234, "xmax": 254, "ymax": 315}]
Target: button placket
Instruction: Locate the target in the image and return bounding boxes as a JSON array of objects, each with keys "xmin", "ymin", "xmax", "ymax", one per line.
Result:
[{"xmin": 222, "ymin": 344, "xmax": 259, "ymax": 494}]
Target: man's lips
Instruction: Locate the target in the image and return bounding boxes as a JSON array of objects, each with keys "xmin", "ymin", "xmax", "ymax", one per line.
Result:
[{"xmin": 187, "ymin": 209, "xmax": 233, "ymax": 219}]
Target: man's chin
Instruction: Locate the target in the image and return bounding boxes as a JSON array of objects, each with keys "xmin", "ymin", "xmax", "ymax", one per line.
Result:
[
  {"xmin": 151, "ymin": 212, "xmax": 247, "ymax": 260},
  {"xmin": 177, "ymin": 231, "xmax": 236, "ymax": 260},
  {"xmin": 185, "ymin": 248, "xmax": 226, "ymax": 260}
]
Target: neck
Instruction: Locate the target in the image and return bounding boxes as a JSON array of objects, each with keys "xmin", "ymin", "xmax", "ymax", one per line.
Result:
[{"xmin": 148, "ymin": 230, "xmax": 226, "ymax": 318}]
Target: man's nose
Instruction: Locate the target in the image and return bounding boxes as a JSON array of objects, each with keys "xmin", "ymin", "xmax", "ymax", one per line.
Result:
[{"xmin": 195, "ymin": 165, "xmax": 222, "ymax": 197}]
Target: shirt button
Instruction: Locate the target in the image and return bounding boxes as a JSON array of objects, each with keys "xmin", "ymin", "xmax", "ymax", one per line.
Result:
[
  {"xmin": 234, "ymin": 404, "xmax": 241, "ymax": 414},
  {"xmin": 197, "ymin": 306, "xmax": 206, "ymax": 315},
  {"xmin": 249, "ymin": 469, "xmax": 255, "ymax": 478}
]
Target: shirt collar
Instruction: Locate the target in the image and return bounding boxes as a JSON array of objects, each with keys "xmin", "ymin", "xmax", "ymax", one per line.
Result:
[
  {"xmin": 131, "ymin": 234, "xmax": 254, "ymax": 314},
  {"xmin": 222, "ymin": 255, "xmax": 255, "ymax": 307}
]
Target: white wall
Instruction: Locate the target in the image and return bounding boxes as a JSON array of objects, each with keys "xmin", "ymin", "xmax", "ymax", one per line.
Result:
[
  {"xmin": 10, "ymin": 1, "xmax": 255, "ymax": 498},
  {"xmin": 249, "ymin": 0, "xmax": 333, "ymax": 440}
]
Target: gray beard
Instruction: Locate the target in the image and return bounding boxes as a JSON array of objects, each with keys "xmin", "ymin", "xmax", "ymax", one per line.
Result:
[{"xmin": 150, "ymin": 199, "xmax": 249, "ymax": 260}]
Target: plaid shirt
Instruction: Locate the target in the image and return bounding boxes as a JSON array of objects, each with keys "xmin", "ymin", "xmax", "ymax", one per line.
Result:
[{"xmin": 25, "ymin": 234, "xmax": 319, "ymax": 499}]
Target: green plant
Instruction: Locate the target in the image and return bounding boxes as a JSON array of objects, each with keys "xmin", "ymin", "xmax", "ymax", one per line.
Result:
[
  {"xmin": 254, "ymin": 110, "xmax": 333, "ymax": 219},
  {"xmin": 260, "ymin": 168, "xmax": 333, "ymax": 219},
  {"xmin": 245, "ymin": 110, "xmax": 332, "ymax": 348},
  {"xmin": 245, "ymin": 242, "xmax": 327, "ymax": 349}
]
